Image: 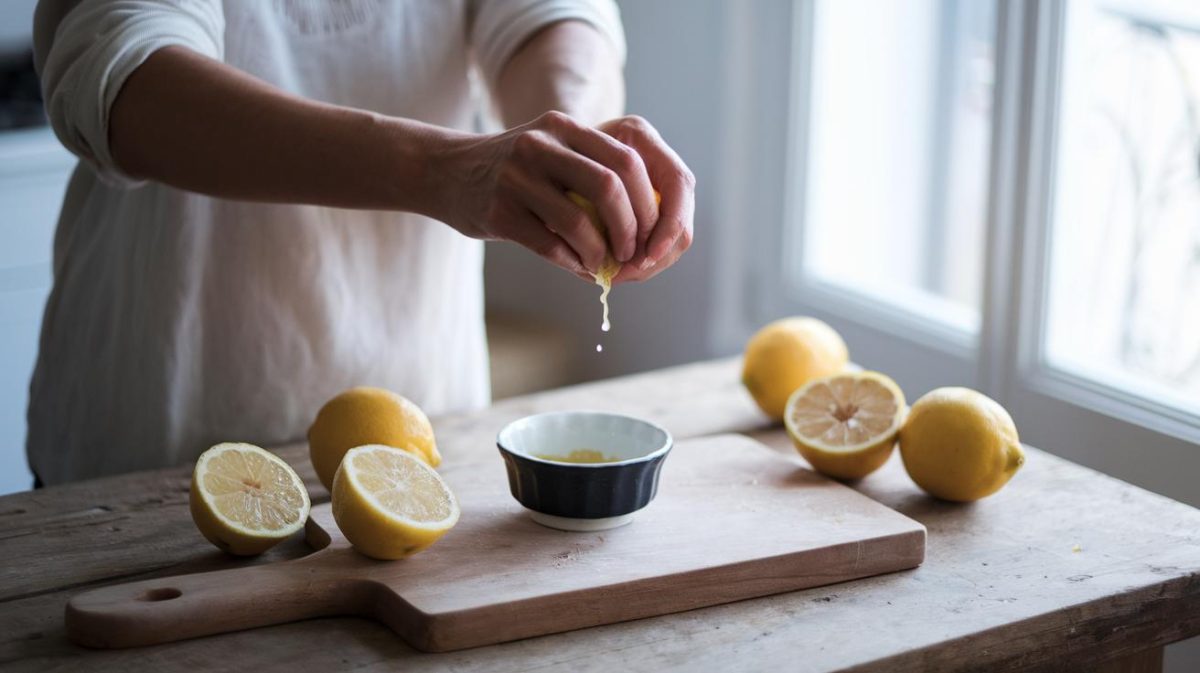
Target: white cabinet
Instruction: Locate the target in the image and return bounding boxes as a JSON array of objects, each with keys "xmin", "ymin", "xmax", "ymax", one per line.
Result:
[{"xmin": 0, "ymin": 127, "xmax": 74, "ymax": 494}]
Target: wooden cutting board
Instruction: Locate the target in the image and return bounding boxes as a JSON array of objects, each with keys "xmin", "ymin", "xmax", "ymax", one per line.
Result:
[{"xmin": 66, "ymin": 434, "xmax": 925, "ymax": 651}]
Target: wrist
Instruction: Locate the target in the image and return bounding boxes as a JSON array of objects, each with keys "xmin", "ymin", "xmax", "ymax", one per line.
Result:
[
  {"xmin": 417, "ymin": 126, "xmax": 490, "ymax": 231},
  {"xmin": 354, "ymin": 113, "xmax": 472, "ymax": 220}
]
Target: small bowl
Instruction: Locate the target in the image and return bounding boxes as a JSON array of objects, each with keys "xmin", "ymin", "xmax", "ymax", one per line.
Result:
[{"xmin": 497, "ymin": 411, "xmax": 673, "ymax": 532}]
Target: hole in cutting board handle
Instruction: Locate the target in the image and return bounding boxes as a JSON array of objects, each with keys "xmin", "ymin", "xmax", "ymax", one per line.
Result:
[{"xmin": 140, "ymin": 587, "xmax": 182, "ymax": 602}]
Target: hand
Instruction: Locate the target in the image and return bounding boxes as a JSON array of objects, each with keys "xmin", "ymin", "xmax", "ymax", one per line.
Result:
[
  {"xmin": 438, "ymin": 110, "xmax": 660, "ymax": 279},
  {"xmin": 596, "ymin": 115, "xmax": 696, "ymax": 283}
]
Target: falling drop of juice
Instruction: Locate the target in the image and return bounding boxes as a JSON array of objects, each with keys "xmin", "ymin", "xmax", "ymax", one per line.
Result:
[{"xmin": 597, "ymin": 273, "xmax": 612, "ymax": 333}]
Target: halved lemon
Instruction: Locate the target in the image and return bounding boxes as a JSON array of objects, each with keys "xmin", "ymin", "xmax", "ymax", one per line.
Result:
[
  {"xmin": 784, "ymin": 372, "xmax": 907, "ymax": 480},
  {"xmin": 331, "ymin": 445, "xmax": 460, "ymax": 560},
  {"xmin": 190, "ymin": 443, "xmax": 311, "ymax": 555}
]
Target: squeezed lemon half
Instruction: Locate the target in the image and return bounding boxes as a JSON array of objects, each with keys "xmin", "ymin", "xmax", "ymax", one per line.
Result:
[{"xmin": 566, "ymin": 190, "xmax": 661, "ymax": 343}]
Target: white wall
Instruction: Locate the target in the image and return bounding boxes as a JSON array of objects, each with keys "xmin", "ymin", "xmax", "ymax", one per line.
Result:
[{"xmin": 0, "ymin": 129, "xmax": 72, "ymax": 495}]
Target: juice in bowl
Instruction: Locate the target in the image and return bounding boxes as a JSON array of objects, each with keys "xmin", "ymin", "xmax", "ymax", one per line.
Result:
[{"xmin": 497, "ymin": 411, "xmax": 673, "ymax": 531}]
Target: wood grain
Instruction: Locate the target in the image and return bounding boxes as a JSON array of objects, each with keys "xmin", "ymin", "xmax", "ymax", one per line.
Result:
[
  {"xmin": 63, "ymin": 435, "xmax": 925, "ymax": 651},
  {"xmin": 2, "ymin": 358, "xmax": 1199, "ymax": 672}
]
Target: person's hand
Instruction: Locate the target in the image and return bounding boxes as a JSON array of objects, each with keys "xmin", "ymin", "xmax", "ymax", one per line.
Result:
[
  {"xmin": 437, "ymin": 111, "xmax": 694, "ymax": 282},
  {"xmin": 595, "ymin": 115, "xmax": 696, "ymax": 283},
  {"xmin": 439, "ymin": 110, "xmax": 660, "ymax": 280}
]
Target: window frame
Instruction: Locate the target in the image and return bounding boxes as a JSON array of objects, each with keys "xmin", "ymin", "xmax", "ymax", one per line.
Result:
[{"xmin": 711, "ymin": 0, "xmax": 1200, "ymax": 451}]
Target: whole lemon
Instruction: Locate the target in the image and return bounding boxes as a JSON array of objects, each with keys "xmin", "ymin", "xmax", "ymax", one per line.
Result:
[
  {"xmin": 308, "ymin": 387, "xmax": 441, "ymax": 491},
  {"xmin": 898, "ymin": 388, "xmax": 1025, "ymax": 502},
  {"xmin": 742, "ymin": 317, "xmax": 849, "ymax": 420}
]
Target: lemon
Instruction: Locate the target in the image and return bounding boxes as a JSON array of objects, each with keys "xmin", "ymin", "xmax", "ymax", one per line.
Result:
[
  {"xmin": 189, "ymin": 443, "xmax": 311, "ymax": 555},
  {"xmin": 784, "ymin": 372, "xmax": 906, "ymax": 480},
  {"xmin": 309, "ymin": 387, "xmax": 441, "ymax": 491},
  {"xmin": 742, "ymin": 317, "xmax": 849, "ymax": 420},
  {"xmin": 898, "ymin": 387, "xmax": 1025, "ymax": 502},
  {"xmin": 567, "ymin": 190, "xmax": 660, "ymax": 333},
  {"xmin": 331, "ymin": 444, "xmax": 460, "ymax": 560}
]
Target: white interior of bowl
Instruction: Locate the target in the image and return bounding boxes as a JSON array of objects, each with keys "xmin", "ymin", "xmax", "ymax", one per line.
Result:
[{"xmin": 497, "ymin": 412, "xmax": 671, "ymax": 466}]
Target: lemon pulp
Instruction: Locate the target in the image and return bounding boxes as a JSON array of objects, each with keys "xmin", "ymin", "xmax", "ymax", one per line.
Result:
[{"xmin": 783, "ymin": 372, "xmax": 906, "ymax": 480}]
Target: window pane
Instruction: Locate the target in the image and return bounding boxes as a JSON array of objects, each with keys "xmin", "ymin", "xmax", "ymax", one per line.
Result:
[
  {"xmin": 798, "ymin": 0, "xmax": 995, "ymax": 329},
  {"xmin": 1045, "ymin": 0, "xmax": 1200, "ymax": 413}
]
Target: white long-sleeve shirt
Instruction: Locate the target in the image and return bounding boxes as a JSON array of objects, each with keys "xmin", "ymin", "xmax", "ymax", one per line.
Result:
[{"xmin": 28, "ymin": 0, "xmax": 625, "ymax": 485}]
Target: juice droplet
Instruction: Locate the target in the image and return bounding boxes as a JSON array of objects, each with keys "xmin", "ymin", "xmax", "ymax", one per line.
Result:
[{"xmin": 596, "ymin": 344, "xmax": 603, "ymax": 352}]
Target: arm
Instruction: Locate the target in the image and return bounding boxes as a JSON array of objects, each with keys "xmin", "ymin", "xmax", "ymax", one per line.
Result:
[
  {"xmin": 495, "ymin": 20, "xmax": 624, "ymax": 127},
  {"xmin": 109, "ymin": 43, "xmax": 641, "ymax": 277},
  {"xmin": 41, "ymin": 0, "xmax": 682, "ymax": 278},
  {"xmin": 109, "ymin": 46, "xmax": 455, "ymax": 215}
]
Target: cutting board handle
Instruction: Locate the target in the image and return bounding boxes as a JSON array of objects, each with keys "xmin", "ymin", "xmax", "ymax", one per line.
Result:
[{"xmin": 65, "ymin": 550, "xmax": 362, "ymax": 648}]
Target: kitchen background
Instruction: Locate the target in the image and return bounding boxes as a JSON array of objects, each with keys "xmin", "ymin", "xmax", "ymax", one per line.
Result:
[{"xmin": 1, "ymin": 1, "xmax": 1198, "ymax": 667}]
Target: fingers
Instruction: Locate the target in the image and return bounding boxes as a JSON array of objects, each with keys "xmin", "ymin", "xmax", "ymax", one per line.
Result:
[
  {"xmin": 599, "ymin": 116, "xmax": 696, "ymax": 266},
  {"xmin": 522, "ymin": 179, "xmax": 609, "ymax": 274},
  {"xmin": 500, "ymin": 207, "xmax": 592, "ymax": 280},
  {"xmin": 524, "ymin": 125, "xmax": 637, "ymax": 263},
  {"xmin": 612, "ymin": 224, "xmax": 690, "ymax": 283},
  {"xmin": 554, "ymin": 118, "xmax": 658, "ymax": 259},
  {"xmin": 484, "ymin": 111, "xmax": 692, "ymax": 284}
]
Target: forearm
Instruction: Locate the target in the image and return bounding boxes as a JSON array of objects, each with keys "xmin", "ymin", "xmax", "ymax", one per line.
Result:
[
  {"xmin": 494, "ymin": 21, "xmax": 624, "ymax": 128},
  {"xmin": 109, "ymin": 46, "xmax": 463, "ymax": 214}
]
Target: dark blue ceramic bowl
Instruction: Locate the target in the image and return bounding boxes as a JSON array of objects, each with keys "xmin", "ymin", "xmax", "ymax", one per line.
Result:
[{"xmin": 497, "ymin": 411, "xmax": 673, "ymax": 531}]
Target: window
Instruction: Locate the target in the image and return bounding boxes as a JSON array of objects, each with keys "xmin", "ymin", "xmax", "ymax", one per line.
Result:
[
  {"xmin": 1043, "ymin": 0, "xmax": 1200, "ymax": 416},
  {"xmin": 799, "ymin": 0, "xmax": 995, "ymax": 332},
  {"xmin": 715, "ymin": 0, "xmax": 1200, "ymax": 505}
]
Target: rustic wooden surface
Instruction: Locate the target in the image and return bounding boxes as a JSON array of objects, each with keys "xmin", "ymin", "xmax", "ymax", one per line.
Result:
[
  {"xmin": 64, "ymin": 435, "xmax": 925, "ymax": 652},
  {"xmin": 2, "ymin": 358, "xmax": 1199, "ymax": 672}
]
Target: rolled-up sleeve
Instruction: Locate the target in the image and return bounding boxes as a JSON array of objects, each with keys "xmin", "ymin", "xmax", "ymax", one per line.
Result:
[
  {"xmin": 34, "ymin": 0, "xmax": 224, "ymax": 186},
  {"xmin": 469, "ymin": 0, "xmax": 625, "ymax": 89}
]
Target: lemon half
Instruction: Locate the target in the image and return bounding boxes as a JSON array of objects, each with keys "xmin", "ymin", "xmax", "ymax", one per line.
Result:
[
  {"xmin": 331, "ymin": 444, "xmax": 460, "ymax": 560},
  {"xmin": 190, "ymin": 442, "xmax": 311, "ymax": 555},
  {"xmin": 784, "ymin": 372, "xmax": 907, "ymax": 480}
]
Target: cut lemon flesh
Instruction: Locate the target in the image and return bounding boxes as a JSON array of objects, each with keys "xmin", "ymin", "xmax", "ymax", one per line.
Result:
[
  {"xmin": 784, "ymin": 372, "xmax": 906, "ymax": 480},
  {"xmin": 190, "ymin": 443, "xmax": 311, "ymax": 555},
  {"xmin": 332, "ymin": 445, "xmax": 460, "ymax": 560}
]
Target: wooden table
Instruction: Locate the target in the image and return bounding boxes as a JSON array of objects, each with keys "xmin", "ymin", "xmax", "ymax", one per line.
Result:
[{"xmin": 2, "ymin": 359, "xmax": 1198, "ymax": 672}]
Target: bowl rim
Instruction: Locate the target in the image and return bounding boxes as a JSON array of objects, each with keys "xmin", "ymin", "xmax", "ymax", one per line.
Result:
[{"xmin": 496, "ymin": 410, "xmax": 673, "ymax": 468}]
